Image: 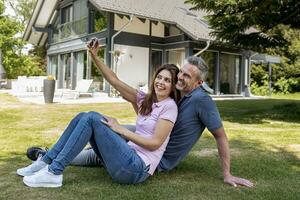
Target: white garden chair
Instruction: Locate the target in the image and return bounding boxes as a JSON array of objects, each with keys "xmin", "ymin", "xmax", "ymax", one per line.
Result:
[{"xmin": 61, "ymin": 79, "xmax": 93, "ymax": 99}]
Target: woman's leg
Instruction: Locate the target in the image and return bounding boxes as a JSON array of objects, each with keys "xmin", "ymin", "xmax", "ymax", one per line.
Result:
[
  {"xmin": 47, "ymin": 113, "xmax": 96, "ymax": 175},
  {"xmin": 69, "ymin": 124, "xmax": 136, "ymax": 166},
  {"xmin": 88, "ymin": 111, "xmax": 150, "ymax": 184},
  {"xmin": 17, "ymin": 112, "xmax": 87, "ymax": 177},
  {"xmin": 42, "ymin": 112, "xmax": 87, "ymax": 164},
  {"xmin": 22, "ymin": 112, "xmax": 98, "ymax": 187}
]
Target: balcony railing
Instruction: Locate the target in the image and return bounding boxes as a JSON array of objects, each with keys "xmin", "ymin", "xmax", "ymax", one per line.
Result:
[{"xmin": 52, "ymin": 17, "xmax": 87, "ymax": 43}]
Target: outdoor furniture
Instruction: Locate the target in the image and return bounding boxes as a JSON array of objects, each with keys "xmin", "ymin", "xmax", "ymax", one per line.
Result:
[
  {"xmin": 0, "ymin": 79, "xmax": 7, "ymax": 89},
  {"xmin": 11, "ymin": 76, "xmax": 46, "ymax": 95},
  {"xmin": 60, "ymin": 79, "xmax": 93, "ymax": 99}
]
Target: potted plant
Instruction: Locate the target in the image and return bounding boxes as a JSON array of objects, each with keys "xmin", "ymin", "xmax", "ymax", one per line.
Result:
[{"xmin": 43, "ymin": 75, "xmax": 56, "ymax": 103}]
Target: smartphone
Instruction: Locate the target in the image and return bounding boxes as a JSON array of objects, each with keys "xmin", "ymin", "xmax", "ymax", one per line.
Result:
[{"xmin": 87, "ymin": 37, "xmax": 99, "ymax": 48}]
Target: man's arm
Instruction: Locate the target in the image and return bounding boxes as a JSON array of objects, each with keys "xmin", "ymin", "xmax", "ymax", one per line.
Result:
[{"xmin": 211, "ymin": 127, "xmax": 253, "ymax": 187}]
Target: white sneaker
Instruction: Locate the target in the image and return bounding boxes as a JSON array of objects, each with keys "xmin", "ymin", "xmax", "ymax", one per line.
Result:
[
  {"xmin": 17, "ymin": 156, "xmax": 47, "ymax": 176},
  {"xmin": 23, "ymin": 166, "xmax": 63, "ymax": 188}
]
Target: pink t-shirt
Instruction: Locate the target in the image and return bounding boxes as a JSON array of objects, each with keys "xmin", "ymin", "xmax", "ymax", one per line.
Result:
[{"xmin": 127, "ymin": 91, "xmax": 178, "ymax": 175}]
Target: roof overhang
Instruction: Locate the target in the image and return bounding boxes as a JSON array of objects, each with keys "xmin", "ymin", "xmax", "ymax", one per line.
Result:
[
  {"xmin": 89, "ymin": 0, "xmax": 213, "ymax": 41},
  {"xmin": 251, "ymin": 54, "xmax": 281, "ymax": 64},
  {"xmin": 23, "ymin": 0, "xmax": 58, "ymax": 46}
]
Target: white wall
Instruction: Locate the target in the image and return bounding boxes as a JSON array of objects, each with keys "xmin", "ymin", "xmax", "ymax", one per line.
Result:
[
  {"xmin": 114, "ymin": 15, "xmax": 150, "ymax": 35},
  {"xmin": 114, "ymin": 44, "xmax": 149, "ymax": 89}
]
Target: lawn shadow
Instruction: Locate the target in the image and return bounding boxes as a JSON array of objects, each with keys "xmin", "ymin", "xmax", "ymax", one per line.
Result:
[{"xmin": 216, "ymin": 99, "xmax": 300, "ymax": 124}]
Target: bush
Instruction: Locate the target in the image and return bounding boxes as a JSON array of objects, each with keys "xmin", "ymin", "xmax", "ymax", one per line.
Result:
[
  {"xmin": 251, "ymin": 62, "xmax": 300, "ymax": 95},
  {"xmin": 251, "ymin": 74, "xmax": 270, "ymax": 96},
  {"xmin": 274, "ymin": 77, "xmax": 299, "ymax": 94},
  {"xmin": 3, "ymin": 50, "xmax": 46, "ymax": 79},
  {"xmin": 289, "ymin": 77, "xmax": 300, "ymax": 92}
]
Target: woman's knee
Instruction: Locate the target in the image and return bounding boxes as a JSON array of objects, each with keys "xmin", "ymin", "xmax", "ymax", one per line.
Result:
[
  {"xmin": 87, "ymin": 111, "xmax": 104, "ymax": 121},
  {"xmin": 75, "ymin": 112, "xmax": 87, "ymax": 119}
]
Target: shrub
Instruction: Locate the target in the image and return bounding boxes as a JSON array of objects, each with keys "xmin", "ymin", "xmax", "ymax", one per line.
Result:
[
  {"xmin": 274, "ymin": 77, "xmax": 299, "ymax": 94},
  {"xmin": 251, "ymin": 74, "xmax": 270, "ymax": 96}
]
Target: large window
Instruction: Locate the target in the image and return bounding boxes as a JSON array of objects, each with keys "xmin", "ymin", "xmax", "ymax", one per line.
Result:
[
  {"xmin": 49, "ymin": 56, "xmax": 58, "ymax": 80},
  {"xmin": 52, "ymin": 17, "xmax": 60, "ymax": 43},
  {"xmin": 93, "ymin": 11, "xmax": 107, "ymax": 32},
  {"xmin": 167, "ymin": 49, "xmax": 185, "ymax": 68},
  {"xmin": 52, "ymin": 0, "xmax": 88, "ymax": 42},
  {"xmin": 193, "ymin": 50, "xmax": 217, "ymax": 91},
  {"xmin": 220, "ymin": 53, "xmax": 242, "ymax": 94},
  {"xmin": 90, "ymin": 49, "xmax": 105, "ymax": 91},
  {"xmin": 164, "ymin": 25, "xmax": 182, "ymax": 37},
  {"xmin": 61, "ymin": 5, "xmax": 73, "ymax": 39},
  {"xmin": 61, "ymin": 5, "xmax": 72, "ymax": 24},
  {"xmin": 73, "ymin": 0, "xmax": 87, "ymax": 21},
  {"xmin": 62, "ymin": 53, "xmax": 72, "ymax": 89},
  {"xmin": 73, "ymin": 0, "xmax": 88, "ymax": 35},
  {"xmin": 151, "ymin": 49, "xmax": 163, "ymax": 78},
  {"xmin": 75, "ymin": 51, "xmax": 87, "ymax": 82}
]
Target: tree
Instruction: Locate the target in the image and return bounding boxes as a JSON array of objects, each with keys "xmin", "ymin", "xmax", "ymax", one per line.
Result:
[
  {"xmin": 0, "ymin": 0, "xmax": 45, "ymax": 79},
  {"xmin": 250, "ymin": 26, "xmax": 300, "ymax": 94},
  {"xmin": 186, "ymin": 0, "xmax": 300, "ymax": 52},
  {"xmin": 0, "ymin": 0, "xmax": 23, "ymax": 78},
  {"xmin": 8, "ymin": 0, "xmax": 46, "ymax": 74},
  {"xmin": 5, "ymin": 0, "xmax": 37, "ymax": 26},
  {"xmin": 186, "ymin": 0, "xmax": 300, "ymax": 94}
]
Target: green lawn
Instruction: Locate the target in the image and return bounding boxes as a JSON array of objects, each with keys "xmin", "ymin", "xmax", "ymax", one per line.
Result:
[{"xmin": 0, "ymin": 93, "xmax": 299, "ymax": 200}]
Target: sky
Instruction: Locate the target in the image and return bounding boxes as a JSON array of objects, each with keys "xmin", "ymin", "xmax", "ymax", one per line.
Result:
[{"xmin": 3, "ymin": 1, "xmax": 15, "ymax": 16}]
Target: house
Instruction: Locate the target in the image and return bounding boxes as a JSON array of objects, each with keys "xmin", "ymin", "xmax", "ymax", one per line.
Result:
[{"xmin": 23, "ymin": 0, "xmax": 252, "ymax": 96}]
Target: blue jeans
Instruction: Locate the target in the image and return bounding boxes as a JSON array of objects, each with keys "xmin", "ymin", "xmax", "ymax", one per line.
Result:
[
  {"xmin": 71, "ymin": 125, "xmax": 136, "ymax": 166},
  {"xmin": 42, "ymin": 112, "xmax": 150, "ymax": 184}
]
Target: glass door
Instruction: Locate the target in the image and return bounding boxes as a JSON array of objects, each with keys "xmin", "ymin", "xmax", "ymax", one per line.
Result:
[
  {"xmin": 151, "ymin": 49, "xmax": 163, "ymax": 78},
  {"xmin": 195, "ymin": 50, "xmax": 217, "ymax": 93},
  {"xmin": 220, "ymin": 53, "xmax": 242, "ymax": 94},
  {"xmin": 62, "ymin": 53, "xmax": 71, "ymax": 89}
]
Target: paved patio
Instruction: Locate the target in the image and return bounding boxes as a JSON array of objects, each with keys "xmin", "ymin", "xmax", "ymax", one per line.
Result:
[{"xmin": 0, "ymin": 89, "xmax": 126, "ymax": 104}]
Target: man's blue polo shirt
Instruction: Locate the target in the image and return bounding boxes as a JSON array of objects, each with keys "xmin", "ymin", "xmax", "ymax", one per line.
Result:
[{"xmin": 157, "ymin": 87, "xmax": 223, "ymax": 171}]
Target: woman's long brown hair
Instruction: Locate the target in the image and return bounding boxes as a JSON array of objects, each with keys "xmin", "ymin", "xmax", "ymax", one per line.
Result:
[{"xmin": 139, "ymin": 64, "xmax": 180, "ymax": 116}]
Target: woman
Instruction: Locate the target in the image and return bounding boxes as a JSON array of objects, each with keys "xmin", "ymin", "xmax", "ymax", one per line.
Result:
[{"xmin": 17, "ymin": 38, "xmax": 179, "ymax": 187}]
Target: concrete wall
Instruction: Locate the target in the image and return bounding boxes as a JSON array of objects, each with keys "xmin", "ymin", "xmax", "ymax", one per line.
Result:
[{"xmin": 114, "ymin": 44, "xmax": 149, "ymax": 89}]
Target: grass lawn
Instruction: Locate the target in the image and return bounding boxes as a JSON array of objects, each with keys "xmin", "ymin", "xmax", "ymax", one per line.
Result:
[{"xmin": 0, "ymin": 93, "xmax": 299, "ymax": 200}]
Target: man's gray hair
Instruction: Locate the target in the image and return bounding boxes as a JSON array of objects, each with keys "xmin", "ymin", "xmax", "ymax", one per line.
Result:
[{"xmin": 186, "ymin": 56, "xmax": 209, "ymax": 81}]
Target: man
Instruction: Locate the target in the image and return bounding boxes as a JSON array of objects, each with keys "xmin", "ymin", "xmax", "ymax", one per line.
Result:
[{"xmin": 30, "ymin": 56, "xmax": 253, "ymax": 187}]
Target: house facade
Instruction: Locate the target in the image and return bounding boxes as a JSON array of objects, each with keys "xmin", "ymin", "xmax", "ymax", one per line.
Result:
[{"xmin": 23, "ymin": 0, "xmax": 252, "ymax": 96}]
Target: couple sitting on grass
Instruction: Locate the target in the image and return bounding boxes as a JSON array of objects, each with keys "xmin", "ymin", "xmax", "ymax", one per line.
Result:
[{"xmin": 17, "ymin": 38, "xmax": 253, "ymax": 188}]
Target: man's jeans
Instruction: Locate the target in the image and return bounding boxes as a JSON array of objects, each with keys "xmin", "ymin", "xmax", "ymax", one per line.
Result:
[{"xmin": 42, "ymin": 112, "xmax": 149, "ymax": 184}]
